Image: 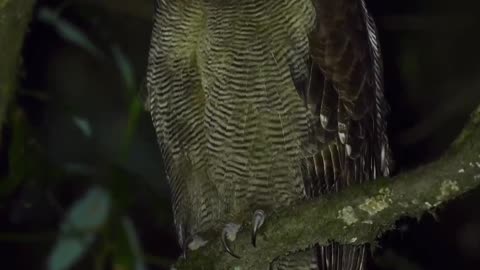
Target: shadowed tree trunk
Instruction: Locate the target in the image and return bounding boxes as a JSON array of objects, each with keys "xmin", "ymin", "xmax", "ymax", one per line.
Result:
[{"xmin": 0, "ymin": 0, "xmax": 35, "ymax": 140}]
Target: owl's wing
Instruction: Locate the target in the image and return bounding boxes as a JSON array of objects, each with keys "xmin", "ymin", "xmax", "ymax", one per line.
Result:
[
  {"xmin": 273, "ymin": 1, "xmax": 394, "ymax": 269},
  {"xmin": 294, "ymin": 0, "xmax": 393, "ymax": 197},
  {"xmin": 146, "ymin": 0, "xmax": 213, "ymax": 250}
]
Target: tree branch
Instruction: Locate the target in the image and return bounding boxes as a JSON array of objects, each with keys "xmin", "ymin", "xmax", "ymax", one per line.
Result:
[
  {"xmin": 176, "ymin": 104, "xmax": 480, "ymax": 270},
  {"xmin": 0, "ymin": 0, "xmax": 35, "ymax": 139}
]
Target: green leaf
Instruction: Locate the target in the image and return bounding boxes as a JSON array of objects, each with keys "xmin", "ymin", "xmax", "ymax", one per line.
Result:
[
  {"xmin": 47, "ymin": 233, "xmax": 95, "ymax": 270},
  {"xmin": 0, "ymin": 0, "xmax": 35, "ymax": 136},
  {"xmin": 122, "ymin": 218, "xmax": 147, "ymax": 270},
  {"xmin": 123, "ymin": 97, "xmax": 143, "ymax": 156},
  {"xmin": 1, "ymin": 109, "xmax": 28, "ymax": 199},
  {"xmin": 48, "ymin": 187, "xmax": 112, "ymax": 270},
  {"xmin": 72, "ymin": 116, "xmax": 92, "ymax": 138},
  {"xmin": 112, "ymin": 46, "xmax": 136, "ymax": 93},
  {"xmin": 38, "ymin": 8, "xmax": 102, "ymax": 57},
  {"xmin": 65, "ymin": 187, "xmax": 111, "ymax": 231},
  {"xmin": 110, "ymin": 216, "xmax": 147, "ymax": 270}
]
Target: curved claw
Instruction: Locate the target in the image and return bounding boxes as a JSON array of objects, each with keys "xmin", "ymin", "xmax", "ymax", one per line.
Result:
[
  {"xmin": 222, "ymin": 228, "xmax": 241, "ymax": 259},
  {"xmin": 252, "ymin": 209, "xmax": 266, "ymax": 247},
  {"xmin": 178, "ymin": 224, "xmax": 190, "ymax": 259},
  {"xmin": 180, "ymin": 235, "xmax": 191, "ymax": 259}
]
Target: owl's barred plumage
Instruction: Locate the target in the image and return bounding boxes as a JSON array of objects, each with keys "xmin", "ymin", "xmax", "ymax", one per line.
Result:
[{"xmin": 146, "ymin": 0, "xmax": 392, "ymax": 269}]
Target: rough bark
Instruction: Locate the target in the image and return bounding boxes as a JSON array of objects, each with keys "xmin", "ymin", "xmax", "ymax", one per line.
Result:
[
  {"xmin": 0, "ymin": 0, "xmax": 35, "ymax": 140},
  {"xmin": 175, "ymin": 104, "xmax": 480, "ymax": 269}
]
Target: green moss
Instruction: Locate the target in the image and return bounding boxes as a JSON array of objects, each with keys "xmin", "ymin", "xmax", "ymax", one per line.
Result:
[
  {"xmin": 358, "ymin": 188, "xmax": 393, "ymax": 216},
  {"xmin": 436, "ymin": 180, "xmax": 460, "ymax": 202},
  {"xmin": 168, "ymin": 91, "xmax": 480, "ymax": 269},
  {"xmin": 338, "ymin": 206, "xmax": 358, "ymax": 225},
  {"xmin": 0, "ymin": 1, "xmax": 8, "ymax": 9}
]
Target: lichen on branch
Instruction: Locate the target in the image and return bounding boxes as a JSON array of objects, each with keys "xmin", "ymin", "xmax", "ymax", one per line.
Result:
[{"xmin": 176, "ymin": 104, "xmax": 480, "ymax": 270}]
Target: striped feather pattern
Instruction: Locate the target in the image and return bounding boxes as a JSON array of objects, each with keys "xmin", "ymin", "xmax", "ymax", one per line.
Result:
[
  {"xmin": 271, "ymin": 244, "xmax": 366, "ymax": 270},
  {"xmin": 146, "ymin": 0, "xmax": 392, "ymax": 268},
  {"xmin": 199, "ymin": 0, "xmax": 316, "ymax": 217}
]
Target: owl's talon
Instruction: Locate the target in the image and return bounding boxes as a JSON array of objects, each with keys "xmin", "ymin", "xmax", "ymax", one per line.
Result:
[
  {"xmin": 252, "ymin": 209, "xmax": 265, "ymax": 247},
  {"xmin": 187, "ymin": 235, "xmax": 208, "ymax": 251},
  {"xmin": 222, "ymin": 229, "xmax": 240, "ymax": 258},
  {"xmin": 180, "ymin": 235, "xmax": 191, "ymax": 259},
  {"xmin": 222, "ymin": 223, "xmax": 241, "ymax": 258}
]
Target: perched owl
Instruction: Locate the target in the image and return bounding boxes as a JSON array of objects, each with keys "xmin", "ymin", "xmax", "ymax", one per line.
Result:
[{"xmin": 146, "ymin": 0, "xmax": 393, "ymax": 269}]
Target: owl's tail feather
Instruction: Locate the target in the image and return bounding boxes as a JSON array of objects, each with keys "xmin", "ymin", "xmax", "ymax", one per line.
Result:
[{"xmin": 271, "ymin": 243, "xmax": 367, "ymax": 270}]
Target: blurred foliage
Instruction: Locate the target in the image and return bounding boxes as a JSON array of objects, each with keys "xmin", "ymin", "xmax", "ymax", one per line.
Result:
[
  {"xmin": 0, "ymin": 0, "xmax": 479, "ymax": 270},
  {"xmin": 38, "ymin": 7, "xmax": 103, "ymax": 58},
  {"xmin": 48, "ymin": 187, "xmax": 111, "ymax": 270},
  {"xmin": 0, "ymin": 0, "xmax": 35, "ymax": 140}
]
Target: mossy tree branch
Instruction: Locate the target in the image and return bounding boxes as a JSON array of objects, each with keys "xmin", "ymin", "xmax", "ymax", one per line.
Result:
[
  {"xmin": 0, "ymin": 0, "xmax": 35, "ymax": 140},
  {"xmin": 176, "ymin": 105, "xmax": 480, "ymax": 270}
]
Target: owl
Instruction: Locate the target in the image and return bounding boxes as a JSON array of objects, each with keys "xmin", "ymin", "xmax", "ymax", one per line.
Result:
[{"xmin": 145, "ymin": 0, "xmax": 392, "ymax": 268}]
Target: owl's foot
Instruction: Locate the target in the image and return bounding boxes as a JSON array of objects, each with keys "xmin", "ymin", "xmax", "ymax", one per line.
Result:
[
  {"xmin": 180, "ymin": 235, "xmax": 191, "ymax": 259},
  {"xmin": 187, "ymin": 235, "xmax": 209, "ymax": 251},
  {"xmin": 221, "ymin": 223, "xmax": 242, "ymax": 258},
  {"xmin": 220, "ymin": 210, "xmax": 265, "ymax": 258},
  {"xmin": 179, "ymin": 235, "xmax": 209, "ymax": 259},
  {"xmin": 251, "ymin": 209, "xmax": 266, "ymax": 247}
]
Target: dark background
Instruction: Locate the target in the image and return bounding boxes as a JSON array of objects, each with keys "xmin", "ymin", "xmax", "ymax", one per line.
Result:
[{"xmin": 1, "ymin": 0, "xmax": 480, "ymax": 269}]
